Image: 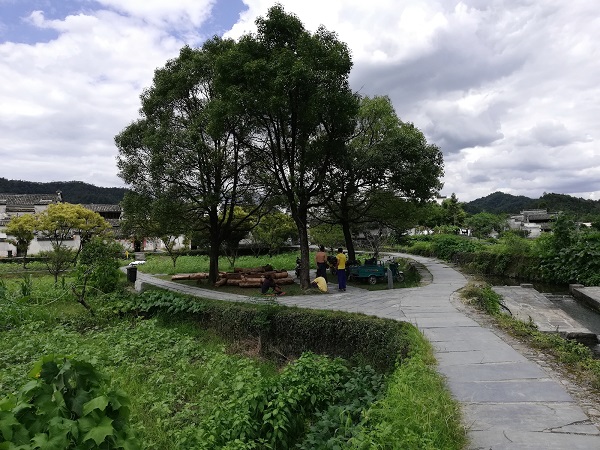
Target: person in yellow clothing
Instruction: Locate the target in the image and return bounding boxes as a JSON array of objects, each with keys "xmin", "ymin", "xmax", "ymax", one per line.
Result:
[
  {"xmin": 336, "ymin": 248, "xmax": 347, "ymax": 291},
  {"xmin": 311, "ymin": 276, "xmax": 328, "ymax": 292}
]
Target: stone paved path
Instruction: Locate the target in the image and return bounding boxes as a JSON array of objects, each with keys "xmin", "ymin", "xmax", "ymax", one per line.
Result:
[{"xmin": 133, "ymin": 254, "xmax": 600, "ymax": 449}]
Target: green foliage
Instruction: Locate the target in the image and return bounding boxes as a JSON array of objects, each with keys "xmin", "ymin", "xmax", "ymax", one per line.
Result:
[
  {"xmin": 349, "ymin": 355, "xmax": 466, "ymax": 450},
  {"xmin": 463, "ymin": 191, "xmax": 534, "ymax": 215},
  {"xmin": 0, "ymin": 355, "xmax": 140, "ymax": 449},
  {"xmin": 539, "ymin": 231, "xmax": 600, "ymax": 285},
  {"xmin": 0, "ymin": 277, "xmax": 465, "ymax": 450},
  {"xmin": 250, "ymin": 211, "xmax": 297, "ymax": 254},
  {"xmin": 124, "ymin": 290, "xmax": 413, "ymax": 372},
  {"xmin": 492, "ymin": 231, "xmax": 532, "ymax": 255},
  {"xmin": 309, "ymin": 223, "xmax": 346, "ymax": 252},
  {"xmin": 297, "ymin": 365, "xmax": 385, "ymax": 449},
  {"xmin": 428, "ymin": 234, "xmax": 484, "ymax": 261},
  {"xmin": 5, "ymin": 214, "xmax": 37, "ymax": 264},
  {"xmin": 463, "ymin": 191, "xmax": 600, "ymax": 219},
  {"xmin": 75, "ymin": 237, "xmax": 123, "ymax": 294},
  {"xmin": 464, "ymin": 212, "xmax": 505, "ymax": 239},
  {"xmin": 39, "ymin": 245, "xmax": 76, "ymax": 284},
  {"xmin": 196, "ymin": 353, "xmax": 384, "ymax": 449},
  {"xmin": 441, "ymin": 193, "xmax": 466, "ymax": 227},
  {"xmin": 138, "ymin": 252, "xmax": 301, "ymax": 275},
  {"xmin": 460, "ymin": 284, "xmax": 502, "ymax": 315}
]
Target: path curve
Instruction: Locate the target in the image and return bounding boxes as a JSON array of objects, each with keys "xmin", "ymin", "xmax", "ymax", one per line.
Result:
[{"xmin": 132, "ymin": 254, "xmax": 600, "ymax": 449}]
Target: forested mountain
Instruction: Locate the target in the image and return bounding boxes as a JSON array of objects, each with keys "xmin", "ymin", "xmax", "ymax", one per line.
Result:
[
  {"xmin": 464, "ymin": 191, "xmax": 533, "ymax": 214},
  {"xmin": 464, "ymin": 191, "xmax": 600, "ymax": 220},
  {"xmin": 0, "ymin": 178, "xmax": 127, "ymax": 204}
]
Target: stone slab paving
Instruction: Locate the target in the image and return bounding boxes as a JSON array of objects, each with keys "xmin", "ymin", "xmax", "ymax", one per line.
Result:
[
  {"xmin": 131, "ymin": 255, "xmax": 600, "ymax": 449},
  {"xmin": 493, "ymin": 286, "xmax": 596, "ymax": 341}
]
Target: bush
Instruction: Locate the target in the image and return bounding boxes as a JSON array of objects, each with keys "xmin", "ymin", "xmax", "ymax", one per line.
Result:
[
  {"xmin": 0, "ymin": 355, "xmax": 140, "ymax": 449},
  {"xmin": 430, "ymin": 235, "xmax": 485, "ymax": 261},
  {"xmin": 123, "ymin": 290, "xmax": 415, "ymax": 372}
]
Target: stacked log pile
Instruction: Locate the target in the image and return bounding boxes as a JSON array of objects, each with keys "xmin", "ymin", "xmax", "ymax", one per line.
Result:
[{"xmin": 171, "ymin": 266, "xmax": 295, "ymax": 288}]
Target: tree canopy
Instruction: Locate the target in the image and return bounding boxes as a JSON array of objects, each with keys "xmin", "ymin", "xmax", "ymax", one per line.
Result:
[
  {"xmin": 320, "ymin": 95, "xmax": 443, "ymax": 260},
  {"xmin": 116, "ymin": 39, "xmax": 268, "ymax": 283},
  {"xmin": 115, "ymin": 5, "xmax": 445, "ymax": 287}
]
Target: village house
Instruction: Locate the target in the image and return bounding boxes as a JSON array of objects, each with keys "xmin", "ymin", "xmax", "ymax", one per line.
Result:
[
  {"xmin": 507, "ymin": 209, "xmax": 558, "ymax": 237},
  {"xmin": 0, "ymin": 192, "xmax": 124, "ymax": 257}
]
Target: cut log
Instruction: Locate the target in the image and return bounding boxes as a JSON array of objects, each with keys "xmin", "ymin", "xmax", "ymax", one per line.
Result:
[
  {"xmin": 189, "ymin": 272, "xmax": 209, "ymax": 280},
  {"xmin": 220, "ymin": 272, "xmax": 243, "ymax": 280},
  {"xmin": 171, "ymin": 274, "xmax": 191, "ymax": 281},
  {"xmin": 214, "ymin": 278, "xmax": 227, "ymax": 287},
  {"xmin": 239, "ymin": 281, "xmax": 262, "ymax": 288}
]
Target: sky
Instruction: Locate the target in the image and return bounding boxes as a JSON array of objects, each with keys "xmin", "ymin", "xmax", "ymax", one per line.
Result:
[{"xmin": 1, "ymin": 0, "xmax": 599, "ymax": 203}]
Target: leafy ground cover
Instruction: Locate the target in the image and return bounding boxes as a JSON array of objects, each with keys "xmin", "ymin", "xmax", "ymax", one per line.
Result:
[{"xmin": 1, "ymin": 273, "xmax": 465, "ymax": 449}]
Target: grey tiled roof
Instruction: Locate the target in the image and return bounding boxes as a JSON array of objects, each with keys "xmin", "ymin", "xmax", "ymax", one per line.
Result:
[
  {"xmin": 0, "ymin": 194, "xmax": 59, "ymax": 205},
  {"xmin": 82, "ymin": 204, "xmax": 122, "ymax": 212}
]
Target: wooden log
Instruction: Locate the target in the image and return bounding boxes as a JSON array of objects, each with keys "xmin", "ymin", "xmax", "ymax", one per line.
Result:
[
  {"xmin": 233, "ymin": 264, "xmax": 274, "ymax": 274},
  {"xmin": 171, "ymin": 274, "xmax": 191, "ymax": 281},
  {"xmin": 239, "ymin": 281, "xmax": 262, "ymax": 288},
  {"xmin": 188, "ymin": 272, "xmax": 209, "ymax": 280},
  {"xmin": 214, "ymin": 278, "xmax": 227, "ymax": 287},
  {"xmin": 243, "ymin": 276, "xmax": 294, "ymax": 284},
  {"xmin": 226, "ymin": 279, "xmax": 242, "ymax": 286},
  {"xmin": 242, "ymin": 277, "xmax": 265, "ymax": 283}
]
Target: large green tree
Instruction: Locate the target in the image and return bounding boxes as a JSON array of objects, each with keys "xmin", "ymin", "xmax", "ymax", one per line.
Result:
[
  {"xmin": 321, "ymin": 96, "xmax": 444, "ymax": 261},
  {"xmin": 218, "ymin": 5, "xmax": 359, "ymax": 287},
  {"xmin": 116, "ymin": 40, "xmax": 267, "ymax": 283}
]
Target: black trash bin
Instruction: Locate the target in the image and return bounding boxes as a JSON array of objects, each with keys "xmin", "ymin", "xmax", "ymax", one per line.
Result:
[{"xmin": 126, "ymin": 266, "xmax": 137, "ymax": 283}]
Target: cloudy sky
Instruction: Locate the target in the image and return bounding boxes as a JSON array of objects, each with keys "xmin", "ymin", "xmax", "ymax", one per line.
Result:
[{"xmin": 1, "ymin": 0, "xmax": 599, "ymax": 202}]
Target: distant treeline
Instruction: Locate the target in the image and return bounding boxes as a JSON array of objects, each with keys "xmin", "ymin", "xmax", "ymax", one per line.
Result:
[
  {"xmin": 0, "ymin": 178, "xmax": 128, "ymax": 205},
  {"xmin": 464, "ymin": 191, "xmax": 600, "ymax": 220}
]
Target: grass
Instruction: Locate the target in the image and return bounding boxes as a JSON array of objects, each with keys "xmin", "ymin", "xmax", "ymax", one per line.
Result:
[{"xmin": 137, "ymin": 252, "xmax": 299, "ymax": 275}]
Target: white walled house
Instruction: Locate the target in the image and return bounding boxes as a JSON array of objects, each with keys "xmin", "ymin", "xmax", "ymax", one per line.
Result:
[
  {"xmin": 0, "ymin": 193, "xmax": 189, "ymax": 257},
  {"xmin": 0, "ymin": 193, "xmax": 124, "ymax": 257}
]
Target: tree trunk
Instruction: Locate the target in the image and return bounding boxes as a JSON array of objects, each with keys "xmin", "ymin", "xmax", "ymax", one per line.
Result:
[
  {"xmin": 208, "ymin": 236, "xmax": 221, "ymax": 285},
  {"xmin": 341, "ymin": 220, "xmax": 356, "ymax": 262},
  {"xmin": 297, "ymin": 224, "xmax": 311, "ymax": 289}
]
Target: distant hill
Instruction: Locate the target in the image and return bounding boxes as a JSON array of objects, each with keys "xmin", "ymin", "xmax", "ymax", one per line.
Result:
[
  {"xmin": 464, "ymin": 191, "xmax": 600, "ymax": 220},
  {"xmin": 0, "ymin": 178, "xmax": 127, "ymax": 205},
  {"xmin": 464, "ymin": 191, "xmax": 534, "ymax": 214}
]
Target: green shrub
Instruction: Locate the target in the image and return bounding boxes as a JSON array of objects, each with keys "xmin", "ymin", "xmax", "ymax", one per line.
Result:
[
  {"xmin": 124, "ymin": 290, "xmax": 414, "ymax": 372},
  {"xmin": 0, "ymin": 355, "xmax": 140, "ymax": 449},
  {"xmin": 431, "ymin": 234, "xmax": 485, "ymax": 261}
]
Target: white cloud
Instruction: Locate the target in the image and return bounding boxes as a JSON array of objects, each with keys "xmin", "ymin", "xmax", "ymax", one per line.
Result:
[{"xmin": 1, "ymin": 0, "xmax": 600, "ymax": 204}]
